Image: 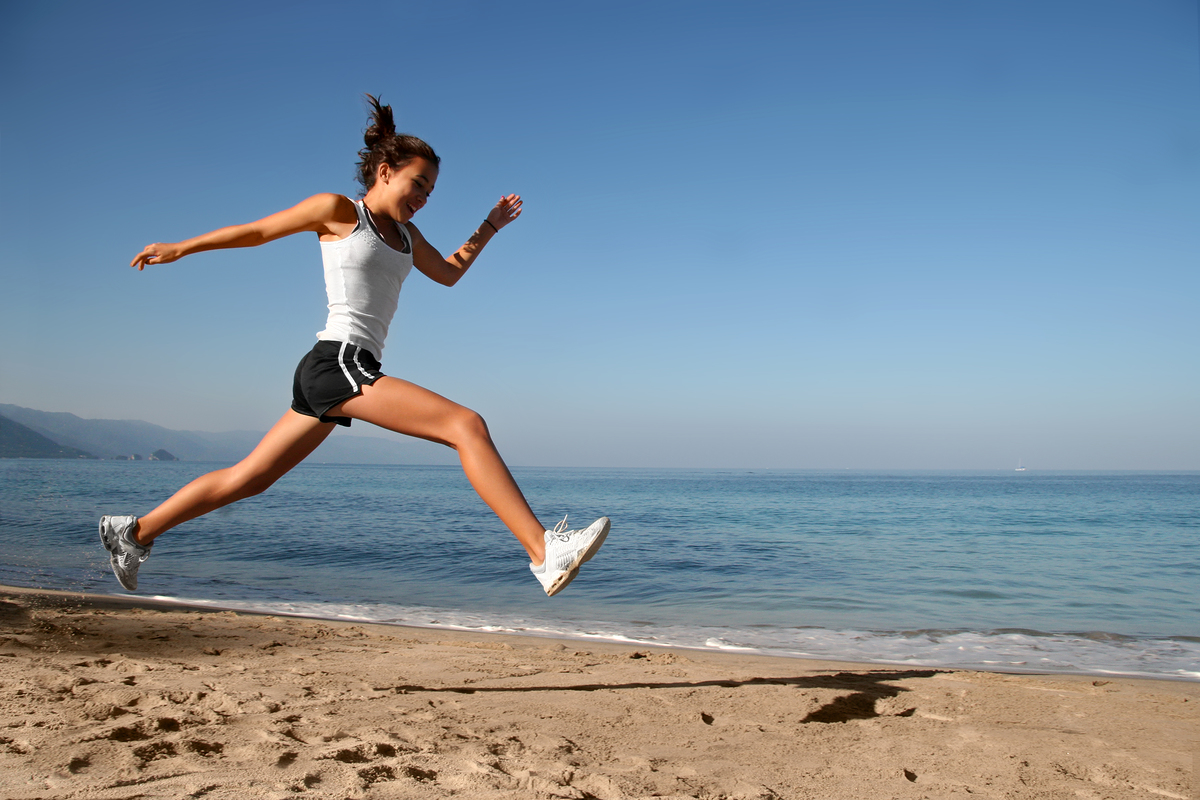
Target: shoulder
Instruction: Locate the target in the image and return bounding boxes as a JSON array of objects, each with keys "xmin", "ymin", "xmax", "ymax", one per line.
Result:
[
  {"xmin": 285, "ymin": 194, "xmax": 359, "ymax": 239},
  {"xmin": 282, "ymin": 193, "xmax": 360, "ymax": 241},
  {"xmin": 301, "ymin": 193, "xmax": 358, "ymax": 224},
  {"xmin": 403, "ymin": 221, "xmax": 429, "ymax": 246}
]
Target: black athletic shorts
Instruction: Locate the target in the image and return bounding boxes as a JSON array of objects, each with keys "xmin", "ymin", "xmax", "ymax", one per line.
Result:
[{"xmin": 291, "ymin": 341, "xmax": 385, "ymax": 427}]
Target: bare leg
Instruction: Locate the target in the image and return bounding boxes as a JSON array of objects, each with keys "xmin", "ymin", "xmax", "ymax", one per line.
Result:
[
  {"xmin": 330, "ymin": 377, "xmax": 548, "ymax": 563},
  {"xmin": 133, "ymin": 411, "xmax": 335, "ymax": 545}
]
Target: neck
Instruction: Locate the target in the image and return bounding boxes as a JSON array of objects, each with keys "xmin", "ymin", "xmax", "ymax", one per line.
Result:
[{"xmin": 361, "ymin": 190, "xmax": 396, "ymax": 223}]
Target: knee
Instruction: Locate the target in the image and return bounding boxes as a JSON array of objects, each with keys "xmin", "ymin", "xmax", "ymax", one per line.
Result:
[
  {"xmin": 240, "ymin": 474, "xmax": 278, "ymax": 500},
  {"xmin": 447, "ymin": 407, "xmax": 491, "ymax": 447},
  {"xmin": 223, "ymin": 468, "xmax": 278, "ymax": 502}
]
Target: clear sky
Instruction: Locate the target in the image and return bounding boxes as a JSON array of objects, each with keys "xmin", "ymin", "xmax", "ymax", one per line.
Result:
[{"xmin": 2, "ymin": 0, "xmax": 1197, "ymax": 469}]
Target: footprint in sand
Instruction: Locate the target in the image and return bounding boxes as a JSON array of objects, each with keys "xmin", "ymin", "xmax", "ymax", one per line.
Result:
[
  {"xmin": 401, "ymin": 765, "xmax": 437, "ymax": 782},
  {"xmin": 184, "ymin": 739, "xmax": 224, "ymax": 757},
  {"xmin": 131, "ymin": 740, "xmax": 176, "ymax": 766},
  {"xmin": 105, "ymin": 725, "xmax": 150, "ymax": 742},
  {"xmin": 359, "ymin": 764, "xmax": 396, "ymax": 785}
]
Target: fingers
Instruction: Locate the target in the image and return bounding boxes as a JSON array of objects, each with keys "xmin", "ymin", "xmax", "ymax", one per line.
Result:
[
  {"xmin": 131, "ymin": 243, "xmax": 174, "ymax": 270},
  {"xmin": 483, "ymin": 194, "xmax": 523, "ymax": 232},
  {"xmin": 131, "ymin": 245, "xmax": 157, "ymax": 271},
  {"xmin": 495, "ymin": 194, "xmax": 522, "ymax": 221}
]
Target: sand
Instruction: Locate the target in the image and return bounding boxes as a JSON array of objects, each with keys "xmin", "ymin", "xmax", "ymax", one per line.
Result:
[{"xmin": 0, "ymin": 585, "xmax": 1194, "ymax": 800}]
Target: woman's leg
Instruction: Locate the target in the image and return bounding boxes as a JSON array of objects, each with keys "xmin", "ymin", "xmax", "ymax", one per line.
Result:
[
  {"xmin": 133, "ymin": 410, "xmax": 336, "ymax": 545},
  {"xmin": 329, "ymin": 377, "xmax": 549, "ymax": 563}
]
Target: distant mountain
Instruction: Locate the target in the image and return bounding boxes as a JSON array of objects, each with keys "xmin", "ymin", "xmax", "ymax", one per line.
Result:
[
  {"xmin": 0, "ymin": 403, "xmax": 258, "ymax": 461},
  {"xmin": 0, "ymin": 414, "xmax": 95, "ymax": 459},
  {"xmin": 0, "ymin": 404, "xmax": 456, "ymax": 465}
]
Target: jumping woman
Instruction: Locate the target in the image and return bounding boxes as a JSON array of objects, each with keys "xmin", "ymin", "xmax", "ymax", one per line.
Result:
[{"xmin": 99, "ymin": 95, "xmax": 609, "ymax": 598}]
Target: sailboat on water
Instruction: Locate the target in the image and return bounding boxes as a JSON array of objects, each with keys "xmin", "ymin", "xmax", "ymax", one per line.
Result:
[{"xmin": 1015, "ymin": 459, "xmax": 1027, "ymax": 472}]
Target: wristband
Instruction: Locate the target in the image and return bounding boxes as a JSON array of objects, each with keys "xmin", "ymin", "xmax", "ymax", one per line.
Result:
[{"xmin": 484, "ymin": 219, "xmax": 499, "ymax": 233}]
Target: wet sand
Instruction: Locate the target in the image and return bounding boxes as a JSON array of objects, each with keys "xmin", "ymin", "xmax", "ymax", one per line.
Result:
[{"xmin": 0, "ymin": 585, "xmax": 1194, "ymax": 799}]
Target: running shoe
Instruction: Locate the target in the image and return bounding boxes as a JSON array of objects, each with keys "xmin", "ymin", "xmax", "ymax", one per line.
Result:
[
  {"xmin": 99, "ymin": 515, "xmax": 151, "ymax": 591},
  {"xmin": 530, "ymin": 515, "xmax": 611, "ymax": 596}
]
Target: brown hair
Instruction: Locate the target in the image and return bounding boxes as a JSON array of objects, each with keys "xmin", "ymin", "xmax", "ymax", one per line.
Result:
[{"xmin": 355, "ymin": 94, "xmax": 440, "ymax": 194}]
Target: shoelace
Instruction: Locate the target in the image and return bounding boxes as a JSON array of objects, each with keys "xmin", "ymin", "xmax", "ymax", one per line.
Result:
[{"xmin": 548, "ymin": 515, "xmax": 571, "ymax": 541}]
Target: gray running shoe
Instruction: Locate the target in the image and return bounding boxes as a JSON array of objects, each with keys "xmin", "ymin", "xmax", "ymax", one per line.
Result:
[
  {"xmin": 99, "ymin": 515, "xmax": 151, "ymax": 591},
  {"xmin": 530, "ymin": 515, "xmax": 611, "ymax": 597}
]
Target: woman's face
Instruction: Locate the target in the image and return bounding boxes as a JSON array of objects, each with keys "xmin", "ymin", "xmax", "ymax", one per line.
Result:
[{"xmin": 377, "ymin": 158, "xmax": 438, "ymax": 222}]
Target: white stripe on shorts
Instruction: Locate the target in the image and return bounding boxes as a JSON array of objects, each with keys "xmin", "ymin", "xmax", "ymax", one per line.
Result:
[
  {"xmin": 353, "ymin": 348, "xmax": 377, "ymax": 381},
  {"xmin": 337, "ymin": 342, "xmax": 359, "ymax": 392}
]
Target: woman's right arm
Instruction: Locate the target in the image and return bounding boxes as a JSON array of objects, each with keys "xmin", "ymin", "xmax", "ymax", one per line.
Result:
[{"xmin": 130, "ymin": 193, "xmax": 356, "ymax": 270}]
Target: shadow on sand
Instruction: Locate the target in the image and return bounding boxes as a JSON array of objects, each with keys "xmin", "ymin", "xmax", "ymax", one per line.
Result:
[{"xmin": 376, "ymin": 670, "xmax": 945, "ymax": 724}]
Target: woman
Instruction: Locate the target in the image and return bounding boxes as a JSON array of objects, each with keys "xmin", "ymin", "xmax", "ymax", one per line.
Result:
[{"xmin": 99, "ymin": 95, "xmax": 609, "ymax": 598}]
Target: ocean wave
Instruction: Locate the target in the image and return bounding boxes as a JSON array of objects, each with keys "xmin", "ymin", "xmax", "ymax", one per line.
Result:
[{"xmin": 146, "ymin": 594, "xmax": 1200, "ymax": 681}]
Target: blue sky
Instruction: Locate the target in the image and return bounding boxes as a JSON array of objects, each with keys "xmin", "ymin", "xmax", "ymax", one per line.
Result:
[{"xmin": 2, "ymin": 0, "xmax": 1197, "ymax": 469}]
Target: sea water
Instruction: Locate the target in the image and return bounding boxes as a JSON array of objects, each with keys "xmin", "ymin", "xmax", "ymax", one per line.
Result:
[{"xmin": 1, "ymin": 460, "xmax": 1197, "ymax": 680}]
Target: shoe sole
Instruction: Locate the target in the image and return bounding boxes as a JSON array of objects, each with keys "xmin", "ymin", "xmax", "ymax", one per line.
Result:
[
  {"xmin": 99, "ymin": 517, "xmax": 140, "ymax": 591},
  {"xmin": 109, "ymin": 555, "xmax": 138, "ymax": 592},
  {"xmin": 546, "ymin": 567, "xmax": 579, "ymax": 597},
  {"xmin": 99, "ymin": 517, "xmax": 118, "ymax": 553},
  {"xmin": 545, "ymin": 517, "xmax": 611, "ymax": 597},
  {"xmin": 579, "ymin": 517, "xmax": 610, "ymax": 565}
]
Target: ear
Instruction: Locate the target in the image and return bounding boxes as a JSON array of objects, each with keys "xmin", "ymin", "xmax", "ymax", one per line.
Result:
[{"xmin": 377, "ymin": 162, "xmax": 391, "ymax": 184}]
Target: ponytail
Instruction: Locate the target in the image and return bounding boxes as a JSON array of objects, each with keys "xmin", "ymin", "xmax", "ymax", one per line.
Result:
[{"xmin": 355, "ymin": 94, "xmax": 440, "ymax": 194}]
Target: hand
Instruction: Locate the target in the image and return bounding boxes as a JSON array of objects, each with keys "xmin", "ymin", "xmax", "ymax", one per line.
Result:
[
  {"xmin": 130, "ymin": 242, "xmax": 184, "ymax": 270},
  {"xmin": 485, "ymin": 194, "xmax": 522, "ymax": 232}
]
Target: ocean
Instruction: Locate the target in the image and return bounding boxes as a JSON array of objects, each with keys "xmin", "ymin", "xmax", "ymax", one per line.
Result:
[{"xmin": 2, "ymin": 460, "xmax": 1197, "ymax": 680}]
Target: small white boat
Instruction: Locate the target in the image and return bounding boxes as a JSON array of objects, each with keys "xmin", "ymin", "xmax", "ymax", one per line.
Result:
[{"xmin": 1015, "ymin": 460, "xmax": 1026, "ymax": 472}]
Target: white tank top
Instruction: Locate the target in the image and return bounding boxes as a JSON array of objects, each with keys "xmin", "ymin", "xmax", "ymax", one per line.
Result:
[{"xmin": 316, "ymin": 199, "xmax": 414, "ymax": 360}]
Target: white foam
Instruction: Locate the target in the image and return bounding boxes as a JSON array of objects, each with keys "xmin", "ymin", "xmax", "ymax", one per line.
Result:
[{"xmin": 144, "ymin": 594, "xmax": 1200, "ymax": 681}]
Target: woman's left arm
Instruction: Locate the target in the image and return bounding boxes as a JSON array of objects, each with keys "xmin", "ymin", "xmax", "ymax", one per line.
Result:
[{"xmin": 410, "ymin": 194, "xmax": 522, "ymax": 287}]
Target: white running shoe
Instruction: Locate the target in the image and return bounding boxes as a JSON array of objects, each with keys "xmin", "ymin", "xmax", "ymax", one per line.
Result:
[
  {"xmin": 99, "ymin": 515, "xmax": 151, "ymax": 591},
  {"xmin": 530, "ymin": 515, "xmax": 611, "ymax": 597}
]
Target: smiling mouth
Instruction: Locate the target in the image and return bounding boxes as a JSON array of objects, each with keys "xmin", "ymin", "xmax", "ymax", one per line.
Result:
[{"xmin": 406, "ymin": 203, "xmax": 417, "ymax": 216}]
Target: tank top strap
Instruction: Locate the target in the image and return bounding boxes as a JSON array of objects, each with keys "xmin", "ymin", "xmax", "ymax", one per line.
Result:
[
  {"xmin": 353, "ymin": 198, "xmax": 372, "ymax": 231},
  {"xmin": 393, "ymin": 218, "xmax": 412, "ymax": 253},
  {"xmin": 356, "ymin": 199, "xmax": 412, "ymax": 254}
]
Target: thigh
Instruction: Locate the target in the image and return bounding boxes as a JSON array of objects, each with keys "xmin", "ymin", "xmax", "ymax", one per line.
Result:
[
  {"xmin": 329, "ymin": 376, "xmax": 472, "ymax": 446},
  {"xmin": 232, "ymin": 410, "xmax": 338, "ymax": 482}
]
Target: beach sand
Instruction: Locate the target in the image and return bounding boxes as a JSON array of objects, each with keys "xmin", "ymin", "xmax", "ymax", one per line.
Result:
[{"xmin": 0, "ymin": 586, "xmax": 1194, "ymax": 800}]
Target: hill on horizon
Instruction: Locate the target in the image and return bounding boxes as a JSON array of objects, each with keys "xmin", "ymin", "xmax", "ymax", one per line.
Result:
[
  {"xmin": 0, "ymin": 414, "xmax": 95, "ymax": 459},
  {"xmin": 0, "ymin": 403, "xmax": 456, "ymax": 465}
]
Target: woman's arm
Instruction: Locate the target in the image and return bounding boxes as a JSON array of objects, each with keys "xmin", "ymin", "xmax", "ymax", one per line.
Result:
[
  {"xmin": 130, "ymin": 193, "xmax": 358, "ymax": 270},
  {"xmin": 410, "ymin": 194, "xmax": 522, "ymax": 287}
]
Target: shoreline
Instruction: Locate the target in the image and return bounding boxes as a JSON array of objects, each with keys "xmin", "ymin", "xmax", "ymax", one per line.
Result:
[
  {"xmin": 2, "ymin": 585, "xmax": 1195, "ymax": 799},
  {"xmin": 5, "ymin": 582, "xmax": 1195, "ymax": 683}
]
